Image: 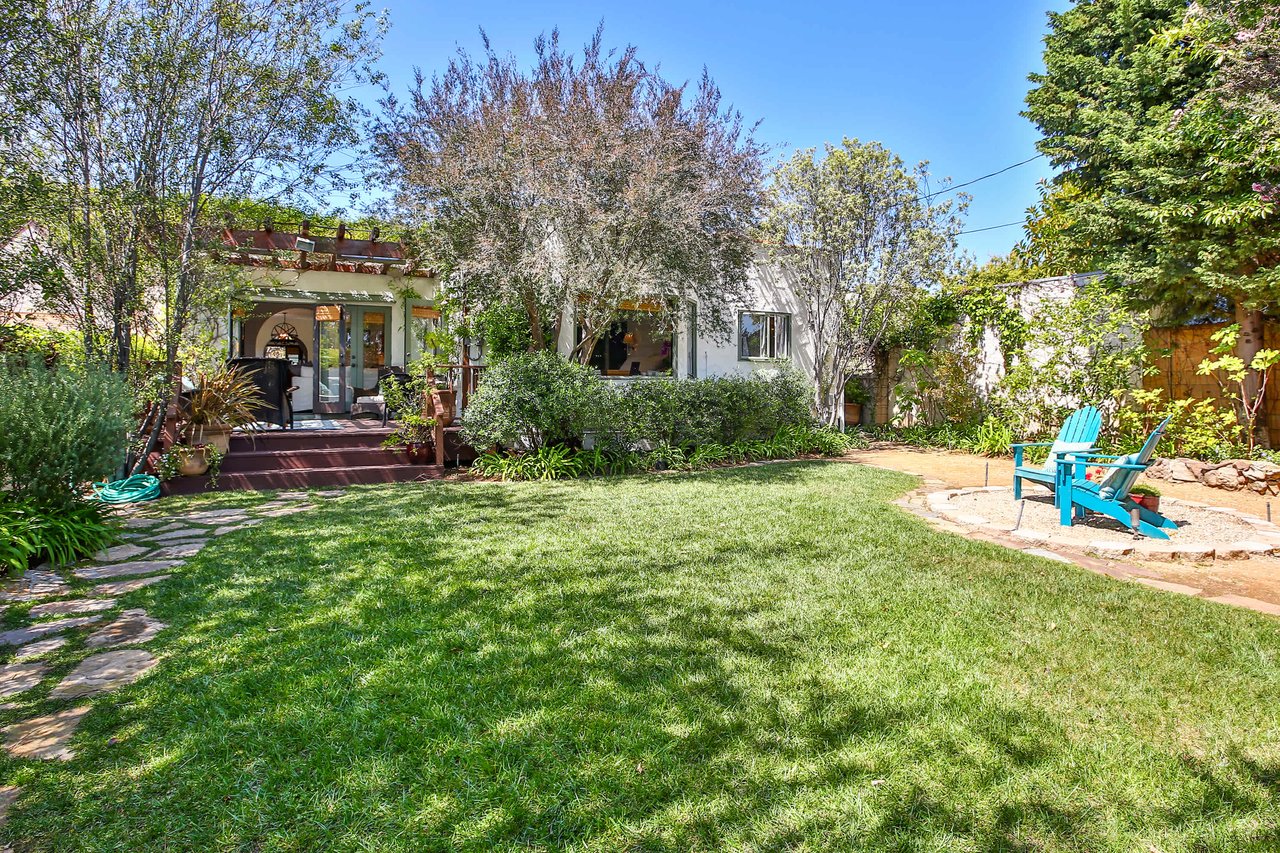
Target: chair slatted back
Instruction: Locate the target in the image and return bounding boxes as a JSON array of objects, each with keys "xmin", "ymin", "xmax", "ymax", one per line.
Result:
[
  {"xmin": 1100, "ymin": 416, "xmax": 1171, "ymax": 500},
  {"xmin": 1040, "ymin": 406, "xmax": 1102, "ymax": 473}
]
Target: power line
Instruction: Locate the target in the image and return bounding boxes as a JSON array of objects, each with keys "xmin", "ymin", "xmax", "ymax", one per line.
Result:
[
  {"xmin": 927, "ymin": 153, "xmax": 1045, "ymax": 200},
  {"xmin": 958, "ymin": 220, "xmax": 1025, "ymax": 235}
]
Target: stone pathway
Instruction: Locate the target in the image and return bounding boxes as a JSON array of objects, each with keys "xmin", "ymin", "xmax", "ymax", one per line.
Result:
[{"xmin": 0, "ymin": 488, "xmax": 340, "ymax": 827}]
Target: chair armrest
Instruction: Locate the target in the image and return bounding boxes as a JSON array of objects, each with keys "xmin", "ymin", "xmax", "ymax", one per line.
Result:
[{"xmin": 1055, "ymin": 458, "xmax": 1144, "ymax": 471}]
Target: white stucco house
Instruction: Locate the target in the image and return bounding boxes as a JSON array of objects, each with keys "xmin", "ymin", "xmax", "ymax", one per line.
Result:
[{"xmin": 215, "ymin": 222, "xmax": 818, "ymax": 417}]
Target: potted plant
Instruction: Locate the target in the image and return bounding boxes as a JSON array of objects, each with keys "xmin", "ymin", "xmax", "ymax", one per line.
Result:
[
  {"xmin": 1130, "ymin": 483, "xmax": 1162, "ymax": 513},
  {"xmin": 180, "ymin": 366, "xmax": 264, "ymax": 453},
  {"xmin": 378, "ymin": 371, "xmax": 436, "ymax": 463},
  {"xmin": 156, "ymin": 443, "xmax": 219, "ymax": 478},
  {"xmin": 381, "ymin": 412, "xmax": 437, "ymax": 463},
  {"xmin": 844, "ymin": 383, "xmax": 870, "ymax": 427}
]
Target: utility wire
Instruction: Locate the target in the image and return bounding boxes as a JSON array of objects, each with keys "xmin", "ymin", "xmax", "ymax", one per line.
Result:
[
  {"xmin": 925, "ymin": 153, "xmax": 1046, "ymax": 200},
  {"xmin": 958, "ymin": 220, "xmax": 1025, "ymax": 235}
]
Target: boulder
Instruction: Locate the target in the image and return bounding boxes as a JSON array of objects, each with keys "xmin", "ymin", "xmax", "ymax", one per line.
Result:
[{"xmin": 1202, "ymin": 466, "xmax": 1244, "ymax": 490}]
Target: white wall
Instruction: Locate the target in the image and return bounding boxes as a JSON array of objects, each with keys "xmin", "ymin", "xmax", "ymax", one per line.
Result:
[{"xmin": 697, "ymin": 253, "xmax": 813, "ymax": 381}]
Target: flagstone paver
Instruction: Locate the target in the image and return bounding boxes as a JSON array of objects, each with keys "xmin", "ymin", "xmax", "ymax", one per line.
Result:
[
  {"xmin": 13, "ymin": 637, "xmax": 68, "ymax": 660},
  {"xmin": 255, "ymin": 504, "xmax": 314, "ymax": 518},
  {"xmin": 49, "ymin": 650, "xmax": 157, "ymax": 699},
  {"xmin": 0, "ymin": 785, "xmax": 20, "ymax": 822},
  {"xmin": 73, "ymin": 559, "xmax": 183, "ymax": 581},
  {"xmin": 0, "ymin": 570, "xmax": 69, "ymax": 603},
  {"xmin": 150, "ymin": 543, "xmax": 204, "ymax": 560},
  {"xmin": 3, "ymin": 706, "xmax": 91, "ymax": 760},
  {"xmin": 92, "ymin": 544, "xmax": 151, "ymax": 563},
  {"xmin": 121, "ymin": 516, "xmax": 165, "ymax": 529},
  {"xmin": 85, "ymin": 610, "xmax": 165, "ymax": 648},
  {"xmin": 148, "ymin": 528, "xmax": 211, "ymax": 543},
  {"xmin": 0, "ymin": 663, "xmax": 49, "ymax": 699},
  {"xmin": 0, "ymin": 616, "xmax": 104, "ymax": 646},
  {"xmin": 92, "ymin": 575, "xmax": 172, "ymax": 596},
  {"xmin": 183, "ymin": 509, "xmax": 251, "ymax": 523},
  {"xmin": 28, "ymin": 598, "xmax": 118, "ymax": 618}
]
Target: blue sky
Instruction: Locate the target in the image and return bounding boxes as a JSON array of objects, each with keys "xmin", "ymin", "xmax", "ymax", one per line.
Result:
[{"xmin": 361, "ymin": 0, "xmax": 1073, "ymax": 262}]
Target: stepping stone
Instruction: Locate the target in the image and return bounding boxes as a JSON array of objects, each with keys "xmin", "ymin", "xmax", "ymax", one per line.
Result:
[
  {"xmin": 314, "ymin": 489, "xmax": 345, "ymax": 498},
  {"xmin": 1011, "ymin": 530, "xmax": 1048, "ymax": 544},
  {"xmin": 2, "ymin": 706, "xmax": 90, "ymax": 760},
  {"xmin": 13, "ymin": 637, "xmax": 68, "ymax": 660},
  {"xmin": 1207, "ymin": 594, "xmax": 1280, "ymax": 617},
  {"xmin": 48, "ymin": 650, "xmax": 157, "ymax": 699},
  {"xmin": 1087, "ymin": 541, "xmax": 1134, "ymax": 558},
  {"xmin": 121, "ymin": 517, "xmax": 165, "ymax": 530},
  {"xmin": 149, "ymin": 529, "xmax": 210, "ymax": 544},
  {"xmin": 1133, "ymin": 577, "xmax": 1203, "ymax": 596},
  {"xmin": 0, "ymin": 663, "xmax": 49, "ymax": 699},
  {"xmin": 213, "ymin": 519, "xmax": 263, "ymax": 535},
  {"xmin": 0, "ymin": 616, "xmax": 104, "ymax": 646},
  {"xmin": 0, "ymin": 570, "xmax": 69, "ymax": 603},
  {"xmin": 92, "ymin": 575, "xmax": 171, "ymax": 596},
  {"xmin": 1216, "ymin": 541, "xmax": 1276, "ymax": 560},
  {"xmin": 28, "ymin": 598, "xmax": 117, "ymax": 618},
  {"xmin": 85, "ymin": 610, "xmax": 165, "ymax": 648},
  {"xmin": 73, "ymin": 560, "xmax": 182, "ymax": 581},
  {"xmin": 273, "ymin": 491, "xmax": 309, "ymax": 500},
  {"xmin": 92, "ymin": 544, "xmax": 151, "ymax": 563},
  {"xmin": 150, "ymin": 543, "xmax": 204, "ymax": 560},
  {"xmin": 1134, "ymin": 544, "xmax": 1216, "ymax": 563},
  {"xmin": 255, "ymin": 504, "xmax": 314, "ymax": 518},
  {"xmin": 183, "ymin": 510, "xmax": 250, "ymax": 525},
  {"xmin": 0, "ymin": 785, "xmax": 19, "ymax": 822},
  {"xmin": 1023, "ymin": 548, "xmax": 1075, "ymax": 564}
]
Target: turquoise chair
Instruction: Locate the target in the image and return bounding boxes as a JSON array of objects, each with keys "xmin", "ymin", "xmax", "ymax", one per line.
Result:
[
  {"xmin": 1055, "ymin": 416, "xmax": 1177, "ymax": 540},
  {"xmin": 1012, "ymin": 406, "xmax": 1102, "ymax": 501}
]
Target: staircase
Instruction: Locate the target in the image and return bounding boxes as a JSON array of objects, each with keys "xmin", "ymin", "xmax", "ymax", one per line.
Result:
[{"xmin": 163, "ymin": 426, "xmax": 447, "ymax": 494}]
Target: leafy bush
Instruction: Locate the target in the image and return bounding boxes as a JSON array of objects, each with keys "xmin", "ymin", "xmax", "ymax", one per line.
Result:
[
  {"xmin": 621, "ymin": 368, "xmax": 812, "ymax": 449},
  {"xmin": 463, "ymin": 352, "xmax": 613, "ymax": 451},
  {"xmin": 0, "ymin": 498, "xmax": 118, "ymax": 572},
  {"xmin": 0, "ymin": 359, "xmax": 135, "ymax": 506},
  {"xmin": 1110, "ymin": 389, "xmax": 1241, "ymax": 461}
]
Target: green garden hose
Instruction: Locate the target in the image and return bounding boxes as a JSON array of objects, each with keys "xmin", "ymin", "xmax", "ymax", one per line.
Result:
[{"xmin": 91, "ymin": 474, "xmax": 161, "ymax": 504}]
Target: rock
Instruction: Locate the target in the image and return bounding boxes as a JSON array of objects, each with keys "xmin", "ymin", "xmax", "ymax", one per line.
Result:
[
  {"xmin": 1216, "ymin": 541, "xmax": 1276, "ymax": 560},
  {"xmin": 13, "ymin": 637, "xmax": 67, "ymax": 660},
  {"xmin": 92, "ymin": 544, "xmax": 150, "ymax": 563},
  {"xmin": 2, "ymin": 706, "xmax": 91, "ymax": 760},
  {"xmin": 149, "ymin": 528, "xmax": 210, "ymax": 543},
  {"xmin": 0, "ymin": 570, "xmax": 69, "ymax": 603},
  {"xmin": 73, "ymin": 559, "xmax": 182, "ymax": 581},
  {"xmin": 28, "ymin": 598, "xmax": 117, "ymax": 618},
  {"xmin": 92, "ymin": 575, "xmax": 171, "ymax": 596},
  {"xmin": 48, "ymin": 650, "xmax": 158, "ymax": 699},
  {"xmin": 0, "ymin": 785, "xmax": 20, "ymax": 822},
  {"xmin": 1167, "ymin": 458, "xmax": 1201, "ymax": 482},
  {"xmin": 1145, "ymin": 458, "xmax": 1172, "ymax": 480},
  {"xmin": 1135, "ymin": 543, "xmax": 1216, "ymax": 563},
  {"xmin": 0, "ymin": 663, "xmax": 49, "ymax": 699},
  {"xmin": 0, "ymin": 616, "xmax": 104, "ymax": 646},
  {"xmin": 84, "ymin": 609, "xmax": 165, "ymax": 648},
  {"xmin": 1201, "ymin": 466, "xmax": 1243, "ymax": 490}
]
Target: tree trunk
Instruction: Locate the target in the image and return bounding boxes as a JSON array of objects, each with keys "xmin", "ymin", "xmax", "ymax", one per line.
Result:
[{"xmin": 1235, "ymin": 301, "xmax": 1270, "ymax": 449}]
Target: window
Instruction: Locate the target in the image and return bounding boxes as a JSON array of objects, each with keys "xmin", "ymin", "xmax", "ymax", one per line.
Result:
[{"xmin": 738, "ymin": 312, "xmax": 789, "ymax": 360}]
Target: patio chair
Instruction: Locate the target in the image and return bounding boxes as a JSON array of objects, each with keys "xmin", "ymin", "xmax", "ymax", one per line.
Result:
[
  {"xmin": 377, "ymin": 367, "xmax": 414, "ymax": 427},
  {"xmin": 227, "ymin": 357, "xmax": 295, "ymax": 430},
  {"xmin": 1012, "ymin": 406, "xmax": 1102, "ymax": 500},
  {"xmin": 1055, "ymin": 416, "xmax": 1176, "ymax": 539}
]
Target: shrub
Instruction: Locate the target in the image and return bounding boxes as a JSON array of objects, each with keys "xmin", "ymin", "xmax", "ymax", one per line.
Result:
[
  {"xmin": 622, "ymin": 368, "xmax": 812, "ymax": 449},
  {"xmin": 1111, "ymin": 389, "xmax": 1241, "ymax": 461},
  {"xmin": 0, "ymin": 359, "xmax": 135, "ymax": 506},
  {"xmin": 0, "ymin": 498, "xmax": 118, "ymax": 571},
  {"xmin": 463, "ymin": 352, "xmax": 613, "ymax": 451}
]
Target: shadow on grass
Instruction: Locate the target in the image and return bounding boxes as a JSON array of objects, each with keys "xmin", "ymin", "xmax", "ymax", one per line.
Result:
[{"xmin": 7, "ymin": 463, "xmax": 1280, "ymax": 851}]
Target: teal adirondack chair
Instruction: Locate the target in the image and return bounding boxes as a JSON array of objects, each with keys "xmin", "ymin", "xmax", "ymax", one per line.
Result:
[
  {"xmin": 1012, "ymin": 406, "xmax": 1102, "ymax": 501},
  {"xmin": 1055, "ymin": 416, "xmax": 1177, "ymax": 539}
]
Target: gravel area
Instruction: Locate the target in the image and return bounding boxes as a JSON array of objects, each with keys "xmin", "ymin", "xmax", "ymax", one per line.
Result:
[{"xmin": 949, "ymin": 488, "xmax": 1256, "ymax": 548}]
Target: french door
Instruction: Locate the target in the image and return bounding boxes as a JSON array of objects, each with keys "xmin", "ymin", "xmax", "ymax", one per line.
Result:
[{"xmin": 314, "ymin": 305, "xmax": 347, "ymax": 415}]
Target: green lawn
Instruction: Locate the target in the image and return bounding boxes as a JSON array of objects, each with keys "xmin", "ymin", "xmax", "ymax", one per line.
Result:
[{"xmin": 5, "ymin": 463, "xmax": 1280, "ymax": 851}]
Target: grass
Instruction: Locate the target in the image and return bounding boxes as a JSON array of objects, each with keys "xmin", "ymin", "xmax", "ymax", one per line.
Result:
[{"xmin": 3, "ymin": 462, "xmax": 1280, "ymax": 851}]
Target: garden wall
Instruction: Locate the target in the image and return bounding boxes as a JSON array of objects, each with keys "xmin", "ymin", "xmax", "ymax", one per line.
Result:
[{"xmin": 1144, "ymin": 322, "xmax": 1280, "ymax": 448}]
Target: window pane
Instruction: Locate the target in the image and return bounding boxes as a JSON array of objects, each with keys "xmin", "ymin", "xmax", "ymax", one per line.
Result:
[
  {"xmin": 740, "ymin": 313, "xmax": 765, "ymax": 358},
  {"xmin": 740, "ymin": 313, "xmax": 788, "ymax": 359}
]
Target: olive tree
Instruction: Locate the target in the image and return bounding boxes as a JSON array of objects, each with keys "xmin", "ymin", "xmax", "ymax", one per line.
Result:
[{"xmin": 763, "ymin": 139, "xmax": 966, "ymax": 424}]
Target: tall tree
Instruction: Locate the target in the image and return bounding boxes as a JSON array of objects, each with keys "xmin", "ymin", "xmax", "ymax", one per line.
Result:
[
  {"xmin": 762, "ymin": 139, "xmax": 966, "ymax": 425},
  {"xmin": 1025, "ymin": 0, "xmax": 1280, "ymax": 412},
  {"xmin": 3, "ymin": 0, "xmax": 386, "ymax": 375},
  {"xmin": 375, "ymin": 27, "xmax": 765, "ymax": 359}
]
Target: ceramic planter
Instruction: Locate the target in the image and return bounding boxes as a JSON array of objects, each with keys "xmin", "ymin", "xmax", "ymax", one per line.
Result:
[
  {"xmin": 404, "ymin": 441, "xmax": 433, "ymax": 464},
  {"xmin": 192, "ymin": 423, "xmax": 233, "ymax": 454},
  {"xmin": 178, "ymin": 446, "xmax": 210, "ymax": 477},
  {"xmin": 1132, "ymin": 494, "xmax": 1160, "ymax": 513}
]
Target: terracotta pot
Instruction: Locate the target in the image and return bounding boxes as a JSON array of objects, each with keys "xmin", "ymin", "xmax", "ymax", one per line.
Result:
[
  {"xmin": 431, "ymin": 389, "xmax": 456, "ymax": 427},
  {"xmin": 178, "ymin": 447, "xmax": 210, "ymax": 477},
  {"xmin": 1132, "ymin": 494, "xmax": 1160, "ymax": 513},
  {"xmin": 404, "ymin": 441, "xmax": 433, "ymax": 464},
  {"xmin": 193, "ymin": 423, "xmax": 233, "ymax": 454},
  {"xmin": 844, "ymin": 402, "xmax": 863, "ymax": 427}
]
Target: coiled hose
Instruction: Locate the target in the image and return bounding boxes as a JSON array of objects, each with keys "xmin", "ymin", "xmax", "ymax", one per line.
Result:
[{"xmin": 91, "ymin": 474, "xmax": 161, "ymax": 504}]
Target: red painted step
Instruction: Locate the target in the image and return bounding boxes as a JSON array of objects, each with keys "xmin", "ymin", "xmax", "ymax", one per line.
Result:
[{"xmin": 218, "ymin": 446, "xmax": 408, "ymax": 473}]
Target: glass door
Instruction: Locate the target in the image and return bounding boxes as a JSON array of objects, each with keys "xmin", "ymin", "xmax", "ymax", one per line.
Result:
[
  {"xmin": 350, "ymin": 306, "xmax": 390, "ymax": 403},
  {"xmin": 314, "ymin": 305, "xmax": 346, "ymax": 414}
]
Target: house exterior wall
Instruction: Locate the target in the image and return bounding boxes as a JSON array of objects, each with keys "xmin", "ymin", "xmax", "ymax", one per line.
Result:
[{"xmin": 695, "ymin": 256, "xmax": 814, "ymax": 382}]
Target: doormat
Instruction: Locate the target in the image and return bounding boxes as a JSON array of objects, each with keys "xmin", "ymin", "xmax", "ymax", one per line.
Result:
[{"xmin": 292, "ymin": 419, "xmax": 343, "ymax": 431}]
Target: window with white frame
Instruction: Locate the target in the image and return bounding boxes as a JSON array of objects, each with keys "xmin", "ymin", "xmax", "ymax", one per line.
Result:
[{"xmin": 738, "ymin": 312, "xmax": 789, "ymax": 360}]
